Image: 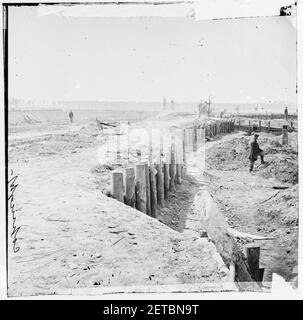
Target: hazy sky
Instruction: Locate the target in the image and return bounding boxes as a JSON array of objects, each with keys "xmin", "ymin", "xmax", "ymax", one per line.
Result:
[{"xmin": 9, "ymin": 5, "xmax": 296, "ymax": 104}]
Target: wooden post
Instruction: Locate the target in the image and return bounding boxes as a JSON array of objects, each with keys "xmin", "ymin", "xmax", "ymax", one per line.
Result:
[
  {"xmin": 169, "ymin": 135, "xmax": 176, "ymax": 192},
  {"xmin": 156, "ymin": 162, "xmax": 164, "ymax": 207},
  {"xmin": 193, "ymin": 125, "xmax": 197, "ymax": 152},
  {"xmin": 267, "ymin": 121, "xmax": 271, "ymax": 133},
  {"xmin": 282, "ymin": 125, "xmax": 288, "ymax": 145},
  {"xmin": 135, "ymin": 164, "xmax": 147, "ymax": 213},
  {"xmin": 111, "ymin": 171, "xmax": 124, "ymax": 203},
  {"xmin": 258, "ymin": 268, "xmax": 265, "ymax": 282},
  {"xmin": 148, "ymin": 130, "xmax": 157, "ymax": 218},
  {"xmin": 144, "ymin": 162, "xmax": 151, "ymax": 215},
  {"xmin": 175, "ymin": 138, "xmax": 182, "ymax": 185},
  {"xmin": 182, "ymin": 129, "xmax": 186, "ymax": 177},
  {"xmin": 163, "ymin": 161, "xmax": 170, "ymax": 200},
  {"xmin": 238, "ymin": 119, "xmax": 241, "ymax": 130},
  {"xmin": 125, "ymin": 167, "xmax": 136, "ymax": 207},
  {"xmin": 156, "ymin": 136, "xmax": 164, "ymax": 207},
  {"xmin": 258, "ymin": 120, "xmax": 262, "ymax": 131},
  {"xmin": 245, "ymin": 243, "xmax": 260, "ymax": 281}
]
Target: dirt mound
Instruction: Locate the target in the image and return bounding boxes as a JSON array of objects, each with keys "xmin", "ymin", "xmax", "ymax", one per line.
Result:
[
  {"xmin": 258, "ymin": 184, "xmax": 298, "ymax": 228},
  {"xmin": 206, "ymin": 133, "xmax": 298, "ymax": 184}
]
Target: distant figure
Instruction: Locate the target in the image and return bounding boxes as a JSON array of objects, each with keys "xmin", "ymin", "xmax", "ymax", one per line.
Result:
[
  {"xmin": 249, "ymin": 134, "xmax": 265, "ymax": 172},
  {"xmin": 284, "ymin": 107, "xmax": 288, "ymax": 121},
  {"xmin": 69, "ymin": 110, "xmax": 74, "ymax": 123}
]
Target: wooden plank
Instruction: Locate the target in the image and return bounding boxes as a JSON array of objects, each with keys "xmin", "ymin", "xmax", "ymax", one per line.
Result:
[
  {"xmin": 163, "ymin": 161, "xmax": 170, "ymax": 200},
  {"xmin": 193, "ymin": 125, "xmax": 197, "ymax": 152},
  {"xmin": 150, "ymin": 162, "xmax": 157, "ymax": 217},
  {"xmin": 156, "ymin": 163, "xmax": 164, "ymax": 207},
  {"xmin": 148, "ymin": 128, "xmax": 157, "ymax": 217},
  {"xmin": 169, "ymin": 135, "xmax": 176, "ymax": 192},
  {"xmin": 182, "ymin": 129, "xmax": 186, "ymax": 177},
  {"xmin": 111, "ymin": 171, "xmax": 124, "ymax": 203},
  {"xmin": 144, "ymin": 162, "xmax": 151, "ymax": 215},
  {"xmin": 135, "ymin": 163, "xmax": 147, "ymax": 213},
  {"xmin": 124, "ymin": 167, "xmax": 136, "ymax": 207},
  {"xmin": 156, "ymin": 135, "xmax": 164, "ymax": 207},
  {"xmin": 175, "ymin": 137, "xmax": 182, "ymax": 184}
]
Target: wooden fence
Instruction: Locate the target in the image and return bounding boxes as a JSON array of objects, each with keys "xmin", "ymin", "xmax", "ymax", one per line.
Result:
[
  {"xmin": 109, "ymin": 119, "xmax": 235, "ymax": 217},
  {"xmin": 231, "ymin": 113, "xmax": 297, "ymax": 120},
  {"xmin": 235, "ymin": 118, "xmax": 296, "ymax": 135}
]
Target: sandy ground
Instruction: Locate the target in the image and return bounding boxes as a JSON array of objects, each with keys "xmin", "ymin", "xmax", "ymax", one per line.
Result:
[
  {"xmin": 7, "ymin": 110, "xmax": 297, "ymax": 296},
  {"xmin": 204, "ymin": 132, "xmax": 298, "ymax": 285},
  {"xmin": 7, "ymin": 113, "xmax": 234, "ymax": 297}
]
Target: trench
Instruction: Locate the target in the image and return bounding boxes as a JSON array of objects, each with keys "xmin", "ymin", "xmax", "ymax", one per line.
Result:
[
  {"xmin": 203, "ymin": 132, "xmax": 298, "ymax": 287},
  {"xmin": 93, "ymin": 124, "xmax": 261, "ymax": 289}
]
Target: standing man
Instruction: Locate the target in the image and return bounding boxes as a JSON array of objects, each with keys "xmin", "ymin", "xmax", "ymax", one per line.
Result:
[
  {"xmin": 249, "ymin": 134, "xmax": 265, "ymax": 172},
  {"xmin": 69, "ymin": 110, "xmax": 74, "ymax": 124}
]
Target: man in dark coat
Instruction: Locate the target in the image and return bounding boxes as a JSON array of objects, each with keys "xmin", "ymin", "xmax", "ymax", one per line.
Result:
[
  {"xmin": 249, "ymin": 134, "xmax": 265, "ymax": 172},
  {"xmin": 69, "ymin": 110, "xmax": 74, "ymax": 123}
]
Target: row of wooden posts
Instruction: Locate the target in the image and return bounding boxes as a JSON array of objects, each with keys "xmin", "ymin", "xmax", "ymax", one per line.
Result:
[
  {"xmin": 237, "ymin": 118, "xmax": 294, "ymax": 132},
  {"xmin": 110, "ymin": 119, "xmax": 236, "ymax": 217},
  {"xmin": 236, "ymin": 119, "xmax": 290, "ymax": 145},
  {"xmin": 233, "ymin": 113, "xmax": 297, "ymax": 120}
]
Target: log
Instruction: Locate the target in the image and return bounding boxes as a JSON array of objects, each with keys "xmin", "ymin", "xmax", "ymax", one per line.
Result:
[
  {"xmin": 135, "ymin": 163, "xmax": 147, "ymax": 213},
  {"xmin": 182, "ymin": 129, "xmax": 186, "ymax": 177},
  {"xmin": 176, "ymin": 148, "xmax": 182, "ymax": 185},
  {"xmin": 156, "ymin": 163, "xmax": 164, "ymax": 207},
  {"xmin": 156, "ymin": 137, "xmax": 164, "ymax": 207},
  {"xmin": 193, "ymin": 125, "xmax": 197, "ymax": 152},
  {"xmin": 111, "ymin": 171, "xmax": 124, "ymax": 203},
  {"xmin": 125, "ymin": 167, "xmax": 136, "ymax": 207},
  {"xmin": 144, "ymin": 162, "xmax": 151, "ymax": 215},
  {"xmin": 148, "ymin": 130, "xmax": 157, "ymax": 217},
  {"xmin": 163, "ymin": 161, "xmax": 170, "ymax": 200},
  {"xmin": 169, "ymin": 135, "xmax": 176, "ymax": 191},
  {"xmin": 150, "ymin": 163, "xmax": 157, "ymax": 217}
]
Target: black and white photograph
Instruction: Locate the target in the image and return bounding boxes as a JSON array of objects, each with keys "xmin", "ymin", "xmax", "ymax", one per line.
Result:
[{"xmin": 1, "ymin": 0, "xmax": 301, "ymax": 299}]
